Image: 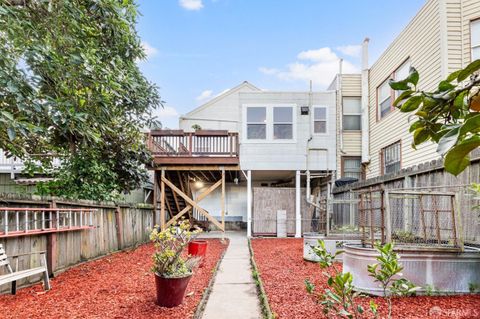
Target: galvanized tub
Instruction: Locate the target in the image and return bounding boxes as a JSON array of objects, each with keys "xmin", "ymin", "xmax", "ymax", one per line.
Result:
[
  {"xmin": 343, "ymin": 244, "xmax": 480, "ymax": 296},
  {"xmin": 303, "ymin": 232, "xmax": 361, "ymax": 262}
]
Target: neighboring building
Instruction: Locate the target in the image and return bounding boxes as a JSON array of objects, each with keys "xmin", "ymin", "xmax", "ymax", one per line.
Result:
[{"xmin": 361, "ymin": 0, "xmax": 480, "ymax": 179}]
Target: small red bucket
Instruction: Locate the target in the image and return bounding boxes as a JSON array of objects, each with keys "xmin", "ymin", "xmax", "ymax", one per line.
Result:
[{"xmin": 188, "ymin": 240, "xmax": 208, "ymax": 267}]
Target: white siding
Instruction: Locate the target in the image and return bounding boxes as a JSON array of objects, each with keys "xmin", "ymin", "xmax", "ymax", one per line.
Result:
[{"xmin": 239, "ymin": 92, "xmax": 337, "ymax": 171}]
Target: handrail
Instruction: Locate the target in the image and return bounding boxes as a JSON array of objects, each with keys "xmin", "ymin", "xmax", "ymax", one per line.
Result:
[{"xmin": 147, "ymin": 130, "xmax": 239, "ymax": 158}]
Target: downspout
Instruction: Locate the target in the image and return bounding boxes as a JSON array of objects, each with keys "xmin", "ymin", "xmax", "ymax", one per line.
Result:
[
  {"xmin": 361, "ymin": 38, "xmax": 370, "ymax": 164},
  {"xmin": 338, "ymin": 59, "xmax": 344, "ymax": 154}
]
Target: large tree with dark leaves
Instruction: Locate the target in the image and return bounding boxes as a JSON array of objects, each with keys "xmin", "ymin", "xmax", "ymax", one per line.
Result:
[
  {"xmin": 390, "ymin": 60, "xmax": 480, "ymax": 176},
  {"xmin": 0, "ymin": 0, "xmax": 160, "ymax": 201}
]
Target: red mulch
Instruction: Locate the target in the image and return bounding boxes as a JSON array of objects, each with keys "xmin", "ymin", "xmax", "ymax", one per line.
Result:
[
  {"xmin": 0, "ymin": 239, "xmax": 229, "ymax": 319},
  {"xmin": 251, "ymin": 238, "xmax": 480, "ymax": 319}
]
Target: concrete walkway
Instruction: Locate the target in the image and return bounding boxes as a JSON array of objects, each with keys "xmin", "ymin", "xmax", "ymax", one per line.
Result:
[{"xmin": 200, "ymin": 231, "xmax": 262, "ymax": 319}]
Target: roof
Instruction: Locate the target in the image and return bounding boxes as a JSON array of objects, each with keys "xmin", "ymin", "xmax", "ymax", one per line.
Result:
[{"xmin": 181, "ymin": 81, "xmax": 261, "ymax": 118}]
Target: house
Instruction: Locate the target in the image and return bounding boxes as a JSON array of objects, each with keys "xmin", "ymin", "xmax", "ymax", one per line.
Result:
[
  {"xmin": 356, "ymin": 0, "xmax": 480, "ymax": 179},
  {"xmin": 148, "ymin": 82, "xmax": 337, "ymax": 237}
]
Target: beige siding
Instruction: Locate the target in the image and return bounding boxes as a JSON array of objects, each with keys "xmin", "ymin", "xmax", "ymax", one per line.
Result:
[
  {"xmin": 462, "ymin": 0, "xmax": 480, "ymax": 65},
  {"xmin": 367, "ymin": 0, "xmax": 443, "ymax": 178},
  {"xmin": 336, "ymin": 74, "xmax": 362, "ymax": 176}
]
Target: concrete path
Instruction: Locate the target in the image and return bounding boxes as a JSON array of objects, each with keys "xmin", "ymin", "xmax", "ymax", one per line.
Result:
[{"xmin": 200, "ymin": 231, "xmax": 262, "ymax": 319}]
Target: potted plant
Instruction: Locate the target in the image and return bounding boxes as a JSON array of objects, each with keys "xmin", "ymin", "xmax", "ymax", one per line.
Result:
[{"xmin": 150, "ymin": 220, "xmax": 202, "ymax": 307}]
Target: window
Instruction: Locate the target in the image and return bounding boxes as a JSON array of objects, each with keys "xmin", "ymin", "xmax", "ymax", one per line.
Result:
[
  {"xmin": 313, "ymin": 107, "xmax": 327, "ymax": 133},
  {"xmin": 342, "ymin": 157, "xmax": 362, "ymax": 180},
  {"xmin": 343, "ymin": 97, "xmax": 361, "ymax": 131},
  {"xmin": 472, "ymin": 19, "xmax": 480, "ymax": 61},
  {"xmin": 273, "ymin": 107, "xmax": 293, "ymax": 139},
  {"xmin": 394, "ymin": 60, "xmax": 411, "ymax": 100},
  {"xmin": 378, "ymin": 79, "xmax": 392, "ymax": 119},
  {"xmin": 246, "ymin": 107, "xmax": 266, "ymax": 139},
  {"xmin": 382, "ymin": 141, "xmax": 401, "ymax": 175}
]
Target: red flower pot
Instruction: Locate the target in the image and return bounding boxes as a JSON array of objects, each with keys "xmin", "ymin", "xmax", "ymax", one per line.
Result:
[
  {"xmin": 188, "ymin": 240, "xmax": 208, "ymax": 267},
  {"xmin": 155, "ymin": 273, "xmax": 192, "ymax": 308}
]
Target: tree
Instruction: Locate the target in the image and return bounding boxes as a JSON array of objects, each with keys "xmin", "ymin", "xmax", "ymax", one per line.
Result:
[
  {"xmin": 390, "ymin": 59, "xmax": 480, "ymax": 176},
  {"xmin": 0, "ymin": 0, "xmax": 160, "ymax": 200}
]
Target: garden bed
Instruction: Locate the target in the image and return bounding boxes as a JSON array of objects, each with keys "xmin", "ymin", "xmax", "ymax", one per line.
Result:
[
  {"xmin": 0, "ymin": 239, "xmax": 229, "ymax": 319},
  {"xmin": 251, "ymin": 238, "xmax": 480, "ymax": 319}
]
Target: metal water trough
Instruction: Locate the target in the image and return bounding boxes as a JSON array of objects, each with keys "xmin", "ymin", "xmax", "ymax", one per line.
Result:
[
  {"xmin": 303, "ymin": 232, "xmax": 361, "ymax": 262},
  {"xmin": 343, "ymin": 244, "xmax": 480, "ymax": 296}
]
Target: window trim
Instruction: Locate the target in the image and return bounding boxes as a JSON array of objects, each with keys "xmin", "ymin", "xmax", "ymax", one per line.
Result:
[
  {"xmin": 393, "ymin": 59, "xmax": 411, "ymax": 100},
  {"xmin": 342, "ymin": 97, "xmax": 362, "ymax": 132},
  {"xmin": 246, "ymin": 106, "xmax": 267, "ymax": 140},
  {"xmin": 312, "ymin": 105, "xmax": 329, "ymax": 135},
  {"xmin": 341, "ymin": 156, "xmax": 363, "ymax": 180},
  {"xmin": 380, "ymin": 140, "xmax": 402, "ymax": 176},
  {"xmin": 376, "ymin": 57, "xmax": 411, "ymax": 121},
  {"xmin": 470, "ymin": 18, "xmax": 480, "ymax": 62},
  {"xmin": 273, "ymin": 106, "xmax": 294, "ymax": 140},
  {"xmin": 242, "ymin": 104, "xmax": 297, "ymax": 143}
]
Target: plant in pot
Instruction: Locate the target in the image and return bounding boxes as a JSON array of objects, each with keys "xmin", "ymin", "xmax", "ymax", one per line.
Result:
[{"xmin": 150, "ymin": 220, "xmax": 202, "ymax": 307}]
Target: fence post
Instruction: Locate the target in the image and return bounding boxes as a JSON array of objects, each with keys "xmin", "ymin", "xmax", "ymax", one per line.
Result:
[
  {"xmin": 384, "ymin": 190, "xmax": 392, "ymax": 244},
  {"xmin": 453, "ymin": 192, "xmax": 464, "ymax": 251},
  {"xmin": 115, "ymin": 206, "xmax": 124, "ymax": 250},
  {"xmin": 46, "ymin": 201, "xmax": 58, "ymax": 277}
]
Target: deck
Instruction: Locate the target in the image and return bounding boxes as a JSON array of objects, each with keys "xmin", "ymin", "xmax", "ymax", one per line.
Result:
[{"xmin": 147, "ymin": 130, "xmax": 240, "ymax": 167}]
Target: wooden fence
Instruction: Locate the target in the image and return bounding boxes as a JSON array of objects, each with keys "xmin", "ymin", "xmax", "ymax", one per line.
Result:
[{"xmin": 0, "ymin": 193, "xmax": 153, "ymax": 293}]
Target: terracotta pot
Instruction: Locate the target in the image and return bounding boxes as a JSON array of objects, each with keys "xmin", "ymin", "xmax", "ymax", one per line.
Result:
[
  {"xmin": 188, "ymin": 240, "xmax": 208, "ymax": 267},
  {"xmin": 154, "ymin": 273, "xmax": 192, "ymax": 308}
]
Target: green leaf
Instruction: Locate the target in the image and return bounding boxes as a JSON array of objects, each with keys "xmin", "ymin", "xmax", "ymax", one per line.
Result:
[
  {"xmin": 7, "ymin": 127, "xmax": 16, "ymax": 141},
  {"xmin": 444, "ymin": 136, "xmax": 480, "ymax": 176},
  {"xmin": 460, "ymin": 114, "xmax": 480, "ymax": 136},
  {"xmin": 393, "ymin": 90, "xmax": 414, "ymax": 107},
  {"xmin": 446, "ymin": 70, "xmax": 462, "ymax": 82},
  {"xmin": 457, "ymin": 59, "xmax": 480, "ymax": 82},
  {"xmin": 400, "ymin": 95, "xmax": 422, "ymax": 112},
  {"xmin": 436, "ymin": 127, "xmax": 460, "ymax": 155},
  {"xmin": 438, "ymin": 80, "xmax": 455, "ymax": 92},
  {"xmin": 389, "ymin": 79, "xmax": 410, "ymax": 91},
  {"xmin": 406, "ymin": 67, "xmax": 419, "ymax": 86},
  {"xmin": 413, "ymin": 127, "xmax": 430, "ymax": 146}
]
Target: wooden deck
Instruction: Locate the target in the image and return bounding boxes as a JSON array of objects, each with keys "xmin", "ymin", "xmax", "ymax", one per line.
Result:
[{"xmin": 147, "ymin": 130, "xmax": 239, "ymax": 167}]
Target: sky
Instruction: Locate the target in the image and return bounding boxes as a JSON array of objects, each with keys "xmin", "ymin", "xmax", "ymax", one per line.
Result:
[{"xmin": 136, "ymin": 0, "xmax": 426, "ymax": 129}]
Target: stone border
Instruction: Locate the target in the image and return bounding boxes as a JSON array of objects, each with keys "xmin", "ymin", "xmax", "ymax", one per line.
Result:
[
  {"xmin": 193, "ymin": 239, "xmax": 230, "ymax": 319},
  {"xmin": 248, "ymin": 238, "xmax": 275, "ymax": 319}
]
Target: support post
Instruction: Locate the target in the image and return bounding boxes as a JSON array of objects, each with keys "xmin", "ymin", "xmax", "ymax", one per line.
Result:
[
  {"xmin": 247, "ymin": 170, "xmax": 252, "ymax": 237},
  {"xmin": 295, "ymin": 170, "xmax": 301, "ymax": 238},
  {"xmin": 384, "ymin": 190, "xmax": 392, "ymax": 244},
  {"xmin": 221, "ymin": 167, "xmax": 226, "ymax": 236},
  {"xmin": 161, "ymin": 169, "xmax": 166, "ymax": 230}
]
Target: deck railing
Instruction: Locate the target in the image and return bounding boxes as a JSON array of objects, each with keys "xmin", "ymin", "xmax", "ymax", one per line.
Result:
[{"xmin": 147, "ymin": 130, "xmax": 239, "ymax": 158}]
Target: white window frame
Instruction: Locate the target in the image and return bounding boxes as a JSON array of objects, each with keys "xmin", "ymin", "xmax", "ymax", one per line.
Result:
[
  {"xmin": 245, "ymin": 106, "xmax": 267, "ymax": 140},
  {"xmin": 312, "ymin": 105, "xmax": 329, "ymax": 135},
  {"xmin": 242, "ymin": 104, "xmax": 297, "ymax": 143},
  {"xmin": 273, "ymin": 106, "xmax": 294, "ymax": 140},
  {"xmin": 342, "ymin": 97, "xmax": 362, "ymax": 131},
  {"xmin": 471, "ymin": 19, "xmax": 480, "ymax": 61}
]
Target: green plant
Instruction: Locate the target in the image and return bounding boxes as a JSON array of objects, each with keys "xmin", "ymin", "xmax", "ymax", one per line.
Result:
[
  {"xmin": 390, "ymin": 60, "xmax": 480, "ymax": 176},
  {"xmin": 306, "ymin": 240, "xmax": 377, "ymax": 319},
  {"xmin": 192, "ymin": 124, "xmax": 202, "ymax": 131},
  {"xmin": 367, "ymin": 243, "xmax": 420, "ymax": 318},
  {"xmin": 392, "ymin": 230, "xmax": 416, "ymax": 243},
  {"xmin": 469, "ymin": 282, "xmax": 480, "ymax": 293},
  {"xmin": 0, "ymin": 0, "xmax": 160, "ymax": 200},
  {"xmin": 424, "ymin": 284, "xmax": 436, "ymax": 296},
  {"xmin": 150, "ymin": 220, "xmax": 201, "ymax": 278}
]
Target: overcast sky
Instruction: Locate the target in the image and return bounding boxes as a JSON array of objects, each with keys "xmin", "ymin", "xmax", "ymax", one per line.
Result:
[{"xmin": 136, "ymin": 0, "xmax": 426, "ymax": 129}]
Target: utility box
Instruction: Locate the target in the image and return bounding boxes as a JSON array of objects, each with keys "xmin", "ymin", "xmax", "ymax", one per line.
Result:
[{"xmin": 276, "ymin": 210, "xmax": 287, "ymax": 238}]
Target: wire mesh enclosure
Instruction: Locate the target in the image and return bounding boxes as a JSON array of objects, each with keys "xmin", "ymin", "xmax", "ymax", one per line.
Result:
[
  {"xmin": 356, "ymin": 188, "xmax": 464, "ymax": 251},
  {"xmin": 327, "ymin": 192, "xmax": 360, "ymax": 237}
]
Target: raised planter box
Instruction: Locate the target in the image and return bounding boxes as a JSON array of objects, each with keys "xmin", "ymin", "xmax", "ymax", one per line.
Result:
[
  {"xmin": 343, "ymin": 244, "xmax": 480, "ymax": 296},
  {"xmin": 303, "ymin": 232, "xmax": 361, "ymax": 262}
]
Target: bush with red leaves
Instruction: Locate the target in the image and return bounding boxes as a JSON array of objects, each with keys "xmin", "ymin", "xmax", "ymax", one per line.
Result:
[{"xmin": 0, "ymin": 239, "xmax": 228, "ymax": 319}]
